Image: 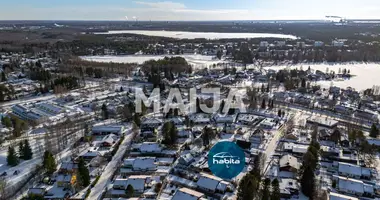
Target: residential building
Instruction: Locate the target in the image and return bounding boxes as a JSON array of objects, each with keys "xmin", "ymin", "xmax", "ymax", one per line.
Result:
[{"xmin": 172, "ymin": 187, "xmax": 205, "ymax": 200}]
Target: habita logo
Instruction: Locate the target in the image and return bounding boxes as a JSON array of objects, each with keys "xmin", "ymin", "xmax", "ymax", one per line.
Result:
[
  {"xmin": 212, "ymin": 152, "xmax": 241, "ymax": 168},
  {"xmin": 208, "ymin": 141, "xmax": 245, "ymax": 179}
]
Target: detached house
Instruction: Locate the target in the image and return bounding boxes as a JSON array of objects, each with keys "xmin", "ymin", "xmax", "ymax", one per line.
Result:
[
  {"xmin": 172, "ymin": 187, "xmax": 206, "ymax": 200},
  {"xmin": 279, "ymin": 155, "xmax": 299, "ymax": 173}
]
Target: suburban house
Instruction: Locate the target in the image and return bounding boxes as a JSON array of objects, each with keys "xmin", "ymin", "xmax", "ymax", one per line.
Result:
[
  {"xmin": 172, "ymin": 187, "xmax": 206, "ymax": 200},
  {"xmin": 279, "ymin": 155, "xmax": 299, "ymax": 173},
  {"xmin": 338, "ymin": 162, "xmax": 372, "ymax": 180},
  {"xmin": 196, "ymin": 173, "xmax": 228, "ymax": 194},
  {"xmin": 333, "ymin": 175, "xmax": 374, "ymax": 197},
  {"xmin": 92, "ymin": 125, "xmax": 126, "ymax": 136},
  {"xmin": 139, "ymin": 142, "xmax": 162, "ymax": 154},
  {"xmin": 279, "ymin": 178, "xmax": 299, "ymax": 198}
]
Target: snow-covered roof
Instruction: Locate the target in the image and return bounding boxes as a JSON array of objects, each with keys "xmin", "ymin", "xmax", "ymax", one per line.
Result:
[
  {"xmin": 338, "ymin": 162, "xmax": 365, "ymax": 177},
  {"xmin": 329, "ymin": 192, "xmax": 359, "ymax": 200},
  {"xmin": 139, "ymin": 142, "xmax": 162, "ymax": 153},
  {"xmin": 132, "ymin": 157, "xmax": 156, "ymax": 171},
  {"xmin": 196, "ymin": 173, "xmax": 222, "ymax": 192},
  {"xmin": 92, "ymin": 125, "xmax": 125, "ymax": 135},
  {"xmin": 279, "ymin": 155, "xmax": 299, "ymax": 170},
  {"xmin": 172, "ymin": 187, "xmax": 205, "ymax": 200},
  {"xmin": 335, "ymin": 175, "xmax": 367, "ymax": 194}
]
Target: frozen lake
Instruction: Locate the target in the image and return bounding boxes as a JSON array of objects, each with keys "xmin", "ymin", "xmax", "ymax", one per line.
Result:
[
  {"xmin": 264, "ymin": 63, "xmax": 380, "ymax": 91},
  {"xmin": 81, "ymin": 54, "xmax": 379, "ymax": 91},
  {"xmin": 81, "ymin": 54, "xmax": 231, "ymax": 68},
  {"xmin": 94, "ymin": 30, "xmax": 298, "ymax": 40}
]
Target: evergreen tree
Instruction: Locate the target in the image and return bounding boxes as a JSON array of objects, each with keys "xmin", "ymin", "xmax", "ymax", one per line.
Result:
[
  {"xmin": 237, "ymin": 173, "xmax": 257, "ymax": 200},
  {"xmin": 261, "ymin": 84, "xmax": 265, "ymax": 93},
  {"xmin": 43, "ymin": 151, "xmax": 56, "ymax": 175},
  {"xmin": 23, "ymin": 140, "xmax": 33, "ymax": 160},
  {"xmin": 7, "ymin": 146, "xmax": 19, "ymax": 166},
  {"xmin": 1, "ymin": 72, "xmax": 6, "ymax": 82},
  {"xmin": 78, "ymin": 158, "xmax": 90, "ymax": 187},
  {"xmin": 370, "ymin": 123, "xmax": 379, "ymax": 138},
  {"xmin": 261, "ymin": 178, "xmax": 271, "ymax": 200},
  {"xmin": 18, "ymin": 142, "xmax": 24, "ymax": 159},
  {"xmin": 162, "ymin": 122, "xmax": 177, "ymax": 145},
  {"xmin": 196, "ymin": 98, "xmax": 201, "ymax": 113},
  {"xmin": 300, "ymin": 165, "xmax": 315, "ymax": 197},
  {"xmin": 301, "ymin": 78, "xmax": 306, "ymax": 88},
  {"xmin": 126, "ymin": 184, "xmax": 134, "ymax": 197},
  {"xmin": 101, "ymin": 103, "xmax": 109, "ymax": 119},
  {"xmin": 173, "ymin": 108, "xmax": 179, "ymax": 116},
  {"xmin": 278, "ymin": 109, "xmax": 282, "ymax": 117},
  {"xmin": 266, "ymin": 84, "xmax": 270, "ymax": 93},
  {"xmin": 133, "ymin": 114, "xmax": 141, "ymax": 127},
  {"xmin": 261, "ymin": 99, "xmax": 266, "ymax": 109},
  {"xmin": 271, "ymin": 179, "xmax": 281, "ymax": 200},
  {"xmin": 220, "ymin": 100, "xmax": 225, "ymax": 113},
  {"xmin": 122, "ymin": 104, "xmax": 132, "ymax": 122}
]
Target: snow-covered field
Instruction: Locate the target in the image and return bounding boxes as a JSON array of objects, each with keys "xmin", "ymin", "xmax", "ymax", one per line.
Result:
[
  {"xmin": 81, "ymin": 54, "xmax": 230, "ymax": 68},
  {"xmin": 93, "ymin": 30, "xmax": 298, "ymax": 40},
  {"xmin": 264, "ymin": 63, "xmax": 380, "ymax": 91}
]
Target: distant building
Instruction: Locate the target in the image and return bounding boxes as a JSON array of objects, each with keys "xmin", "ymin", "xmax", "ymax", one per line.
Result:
[
  {"xmin": 296, "ymin": 42, "xmax": 306, "ymax": 48},
  {"xmin": 314, "ymin": 41, "xmax": 324, "ymax": 47},
  {"xmin": 259, "ymin": 41, "xmax": 269, "ymax": 47},
  {"xmin": 332, "ymin": 40, "xmax": 345, "ymax": 47}
]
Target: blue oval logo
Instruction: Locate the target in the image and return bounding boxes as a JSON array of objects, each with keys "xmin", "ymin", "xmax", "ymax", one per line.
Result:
[{"xmin": 208, "ymin": 141, "xmax": 245, "ymax": 179}]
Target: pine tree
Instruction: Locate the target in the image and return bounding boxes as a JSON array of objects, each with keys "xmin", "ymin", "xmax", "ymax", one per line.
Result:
[
  {"xmin": 271, "ymin": 179, "xmax": 281, "ymax": 200},
  {"xmin": 133, "ymin": 114, "xmax": 141, "ymax": 127},
  {"xmin": 300, "ymin": 165, "xmax": 316, "ymax": 197},
  {"xmin": 43, "ymin": 151, "xmax": 56, "ymax": 175},
  {"xmin": 18, "ymin": 142, "xmax": 24, "ymax": 159},
  {"xmin": 278, "ymin": 109, "xmax": 282, "ymax": 117},
  {"xmin": 101, "ymin": 103, "xmax": 109, "ymax": 119},
  {"xmin": 261, "ymin": 84, "xmax": 265, "ymax": 93},
  {"xmin": 126, "ymin": 184, "xmax": 134, "ymax": 197},
  {"xmin": 261, "ymin": 178, "xmax": 271, "ymax": 200},
  {"xmin": 1, "ymin": 72, "xmax": 6, "ymax": 82},
  {"xmin": 369, "ymin": 123, "xmax": 379, "ymax": 138},
  {"xmin": 78, "ymin": 157, "xmax": 90, "ymax": 187},
  {"xmin": 23, "ymin": 140, "xmax": 33, "ymax": 160},
  {"xmin": 237, "ymin": 173, "xmax": 257, "ymax": 200},
  {"xmin": 261, "ymin": 99, "xmax": 266, "ymax": 109},
  {"xmin": 220, "ymin": 100, "xmax": 225, "ymax": 113},
  {"xmin": 7, "ymin": 146, "xmax": 19, "ymax": 166}
]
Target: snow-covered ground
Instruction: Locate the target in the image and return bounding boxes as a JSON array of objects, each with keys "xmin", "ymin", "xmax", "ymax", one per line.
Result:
[
  {"xmin": 81, "ymin": 54, "xmax": 230, "ymax": 69},
  {"xmin": 264, "ymin": 62, "xmax": 380, "ymax": 91},
  {"xmin": 93, "ymin": 30, "xmax": 298, "ymax": 40}
]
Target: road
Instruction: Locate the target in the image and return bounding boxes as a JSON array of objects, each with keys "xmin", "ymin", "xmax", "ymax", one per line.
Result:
[
  {"xmin": 263, "ymin": 112, "xmax": 300, "ymax": 176},
  {"xmin": 87, "ymin": 127, "xmax": 134, "ymax": 200}
]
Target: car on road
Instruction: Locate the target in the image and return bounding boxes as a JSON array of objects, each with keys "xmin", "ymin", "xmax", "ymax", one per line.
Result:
[{"xmin": 0, "ymin": 172, "xmax": 7, "ymax": 177}]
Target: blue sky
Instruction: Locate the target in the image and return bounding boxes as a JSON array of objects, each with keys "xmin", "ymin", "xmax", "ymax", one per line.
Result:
[{"xmin": 1, "ymin": 0, "xmax": 380, "ymax": 20}]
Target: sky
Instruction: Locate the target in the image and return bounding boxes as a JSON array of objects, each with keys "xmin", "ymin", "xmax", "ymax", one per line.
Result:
[{"xmin": 1, "ymin": 0, "xmax": 380, "ymax": 21}]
